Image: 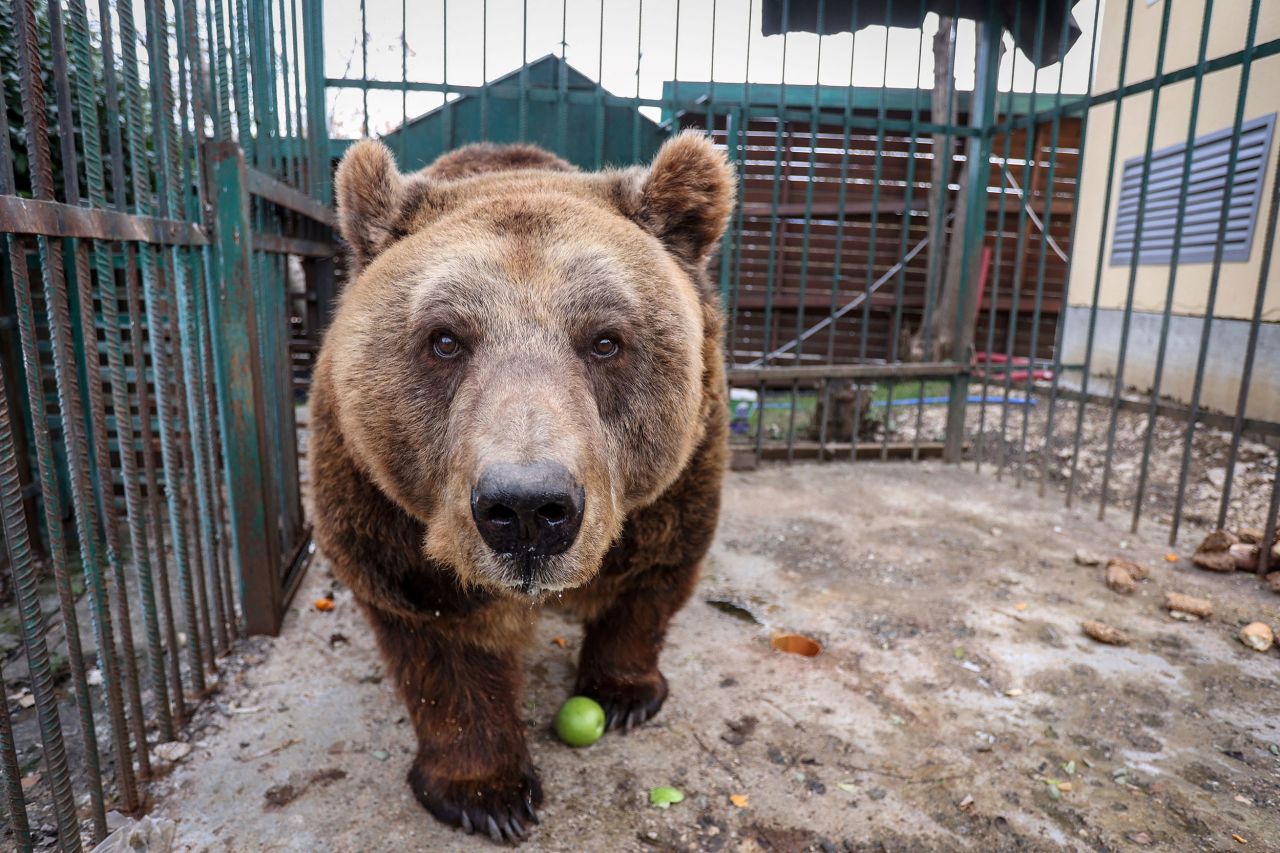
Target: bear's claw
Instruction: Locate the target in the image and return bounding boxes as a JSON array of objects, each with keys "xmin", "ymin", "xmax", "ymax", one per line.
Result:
[
  {"xmin": 409, "ymin": 761, "xmax": 542, "ymax": 845},
  {"xmin": 579, "ymin": 671, "xmax": 669, "ymax": 734}
]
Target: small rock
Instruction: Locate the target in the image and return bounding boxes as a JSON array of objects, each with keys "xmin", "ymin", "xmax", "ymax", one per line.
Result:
[
  {"xmin": 87, "ymin": 669, "xmax": 103, "ymax": 687},
  {"xmin": 1229, "ymin": 543, "xmax": 1260, "ymax": 571},
  {"xmin": 1193, "ymin": 550, "xmax": 1237, "ymax": 573},
  {"xmin": 1165, "ymin": 592, "xmax": 1213, "ymax": 619},
  {"xmin": 1074, "ymin": 549, "xmax": 1102, "ymax": 567},
  {"xmin": 1169, "ymin": 610, "xmax": 1201, "ymax": 622},
  {"xmin": 1198, "ymin": 529, "xmax": 1239, "ymax": 552},
  {"xmin": 1127, "ymin": 831, "xmax": 1153, "ymax": 845},
  {"xmin": 89, "ymin": 816, "xmax": 176, "ymax": 853},
  {"xmin": 153, "ymin": 741, "xmax": 192, "ymax": 762},
  {"xmin": 1082, "ymin": 620, "xmax": 1130, "ymax": 646},
  {"xmin": 1205, "ymin": 467, "xmax": 1227, "ymax": 489},
  {"xmin": 1106, "ymin": 563, "xmax": 1138, "ymax": 594},
  {"xmin": 1237, "ymin": 528, "xmax": 1265, "ymax": 545},
  {"xmin": 1239, "ymin": 622, "xmax": 1274, "ymax": 652},
  {"xmin": 1108, "ymin": 557, "xmax": 1150, "ymax": 580},
  {"xmin": 1266, "ymin": 572, "xmax": 1280, "ymax": 594},
  {"xmin": 958, "ymin": 794, "xmax": 974, "ymax": 810}
]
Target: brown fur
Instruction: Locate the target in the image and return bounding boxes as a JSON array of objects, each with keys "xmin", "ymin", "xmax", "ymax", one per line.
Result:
[{"xmin": 311, "ymin": 131, "xmax": 733, "ymax": 843}]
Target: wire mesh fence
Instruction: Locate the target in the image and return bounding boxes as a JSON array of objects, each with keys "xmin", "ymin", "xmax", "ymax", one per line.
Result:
[{"xmin": 1, "ymin": 0, "xmax": 1278, "ymax": 848}]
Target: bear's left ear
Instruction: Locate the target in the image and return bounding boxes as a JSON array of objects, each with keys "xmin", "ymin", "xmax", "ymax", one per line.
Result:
[
  {"xmin": 634, "ymin": 130, "xmax": 737, "ymax": 265},
  {"xmin": 335, "ymin": 139, "xmax": 408, "ymax": 272}
]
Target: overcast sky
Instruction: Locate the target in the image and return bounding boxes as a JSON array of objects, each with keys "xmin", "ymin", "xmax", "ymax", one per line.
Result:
[{"xmin": 323, "ymin": 0, "xmax": 1100, "ymax": 138}]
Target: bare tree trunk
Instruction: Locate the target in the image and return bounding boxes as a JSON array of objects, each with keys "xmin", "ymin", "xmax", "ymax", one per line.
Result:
[{"xmin": 916, "ymin": 16, "xmax": 957, "ymax": 362}]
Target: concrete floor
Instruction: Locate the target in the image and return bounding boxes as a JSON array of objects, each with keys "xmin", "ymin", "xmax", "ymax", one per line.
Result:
[{"xmin": 150, "ymin": 462, "xmax": 1280, "ymax": 852}]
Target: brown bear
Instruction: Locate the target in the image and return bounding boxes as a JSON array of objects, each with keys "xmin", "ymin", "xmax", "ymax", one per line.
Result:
[{"xmin": 309, "ymin": 131, "xmax": 735, "ymax": 843}]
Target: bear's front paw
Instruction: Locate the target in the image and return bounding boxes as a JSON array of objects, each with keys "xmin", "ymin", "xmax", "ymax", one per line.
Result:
[
  {"xmin": 577, "ymin": 670, "xmax": 669, "ymax": 733},
  {"xmin": 408, "ymin": 760, "xmax": 543, "ymax": 844}
]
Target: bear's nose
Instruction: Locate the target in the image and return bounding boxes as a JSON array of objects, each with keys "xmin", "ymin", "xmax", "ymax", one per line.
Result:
[{"xmin": 471, "ymin": 461, "xmax": 585, "ymax": 559}]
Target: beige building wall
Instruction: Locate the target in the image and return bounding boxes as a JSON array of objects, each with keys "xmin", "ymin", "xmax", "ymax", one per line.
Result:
[
  {"xmin": 1063, "ymin": 0, "xmax": 1280, "ymax": 422},
  {"xmin": 1070, "ymin": 0, "xmax": 1280, "ymax": 321}
]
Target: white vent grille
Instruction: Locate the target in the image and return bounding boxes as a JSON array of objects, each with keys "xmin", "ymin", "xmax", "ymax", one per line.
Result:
[{"xmin": 1111, "ymin": 113, "xmax": 1275, "ymax": 266}]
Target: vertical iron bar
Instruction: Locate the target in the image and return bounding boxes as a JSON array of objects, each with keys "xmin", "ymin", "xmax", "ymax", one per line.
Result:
[
  {"xmin": 59, "ymin": 0, "xmax": 158, "ymax": 779},
  {"xmin": 863, "ymin": 3, "xmax": 891, "ymax": 374},
  {"xmin": 205, "ymin": 141, "xmax": 287, "ymax": 635},
  {"xmin": 1129, "ymin": 0, "xmax": 1214, "ymax": 528},
  {"xmin": 1065, "ymin": 0, "xmax": 1139, "ymax": 507},
  {"xmin": 1219, "ymin": 133, "xmax": 1280, "ymax": 542},
  {"xmin": 787, "ymin": 0, "xmax": 825, "ymax": 463},
  {"xmin": 0, "ymin": 42, "xmax": 108, "ymax": 844},
  {"xmin": 942, "ymin": 1, "xmax": 1000, "ymax": 464},
  {"xmin": 1096, "ymin": 0, "xmax": 1174, "ymax": 517},
  {"xmin": 141, "ymin": 0, "xmax": 210, "ymax": 689},
  {"xmin": 13, "ymin": 0, "xmax": 141, "ymax": 813},
  {"xmin": 827, "ymin": 0, "xmax": 860, "ymax": 371},
  {"xmin": 1169, "ymin": 0, "xmax": 1262, "ymax": 544},
  {"xmin": 0, "ymin": 373, "xmax": 81, "ymax": 850},
  {"xmin": 882, "ymin": 0, "xmax": 929, "ymax": 461},
  {"xmin": 975, "ymin": 9, "xmax": 1020, "ymax": 473},
  {"xmin": 1038, "ymin": 0, "xmax": 1103, "ymax": 498},
  {"xmin": 0, "ymin": 672, "xmax": 32, "ymax": 851},
  {"xmin": 1015, "ymin": 0, "xmax": 1078, "ymax": 485},
  {"xmin": 995, "ymin": 0, "xmax": 1045, "ymax": 480},
  {"xmin": 116, "ymin": 0, "xmax": 193, "ymax": 722}
]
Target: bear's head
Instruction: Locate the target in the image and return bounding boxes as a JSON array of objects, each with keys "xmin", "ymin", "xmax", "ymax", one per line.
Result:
[{"xmin": 327, "ymin": 132, "xmax": 735, "ymax": 597}]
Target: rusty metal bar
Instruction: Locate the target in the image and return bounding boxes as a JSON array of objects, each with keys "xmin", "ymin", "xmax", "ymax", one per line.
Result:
[
  {"xmin": 730, "ymin": 362, "xmax": 964, "ymax": 385},
  {"xmin": 0, "ymin": 196, "xmax": 208, "ymax": 244},
  {"xmin": 13, "ymin": 0, "xmax": 141, "ymax": 820},
  {"xmin": 205, "ymin": 141, "xmax": 287, "ymax": 635},
  {"xmin": 247, "ymin": 167, "xmax": 337, "ymax": 226},
  {"xmin": 252, "ymin": 233, "xmax": 336, "ymax": 258}
]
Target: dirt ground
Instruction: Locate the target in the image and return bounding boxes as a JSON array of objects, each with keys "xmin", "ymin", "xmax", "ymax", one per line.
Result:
[{"xmin": 146, "ymin": 462, "xmax": 1280, "ymax": 852}]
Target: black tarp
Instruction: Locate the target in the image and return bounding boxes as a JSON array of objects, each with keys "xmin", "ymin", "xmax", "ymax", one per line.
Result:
[{"xmin": 762, "ymin": 0, "xmax": 1082, "ymax": 67}]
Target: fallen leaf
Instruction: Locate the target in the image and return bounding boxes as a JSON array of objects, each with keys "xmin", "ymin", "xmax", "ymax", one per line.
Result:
[
  {"xmin": 1232, "ymin": 834, "xmax": 1247, "ymax": 844},
  {"xmin": 314, "ymin": 598, "xmax": 335, "ymax": 612},
  {"xmin": 1062, "ymin": 760, "xmax": 1076, "ymax": 776},
  {"xmin": 836, "ymin": 782, "xmax": 857, "ymax": 795},
  {"xmin": 1057, "ymin": 781, "xmax": 1073, "ymax": 792},
  {"xmin": 649, "ymin": 786, "xmax": 684, "ymax": 809},
  {"xmin": 1234, "ymin": 794, "xmax": 1252, "ymax": 805},
  {"xmin": 1164, "ymin": 553, "xmax": 1178, "ymax": 562},
  {"xmin": 1014, "ymin": 602, "xmax": 1028, "ymax": 612},
  {"xmin": 551, "ymin": 637, "xmax": 567, "ymax": 648},
  {"xmin": 729, "ymin": 794, "xmax": 749, "ymax": 808},
  {"xmin": 958, "ymin": 794, "xmax": 973, "ymax": 810},
  {"xmin": 371, "ymin": 749, "xmax": 389, "ymax": 761}
]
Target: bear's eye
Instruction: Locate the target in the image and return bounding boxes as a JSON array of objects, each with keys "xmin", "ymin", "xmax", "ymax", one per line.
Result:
[
  {"xmin": 590, "ymin": 335, "xmax": 620, "ymax": 360},
  {"xmin": 431, "ymin": 331, "xmax": 463, "ymax": 359}
]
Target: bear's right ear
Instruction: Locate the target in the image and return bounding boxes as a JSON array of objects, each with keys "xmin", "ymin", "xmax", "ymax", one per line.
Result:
[{"xmin": 335, "ymin": 140, "xmax": 406, "ymax": 271}]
